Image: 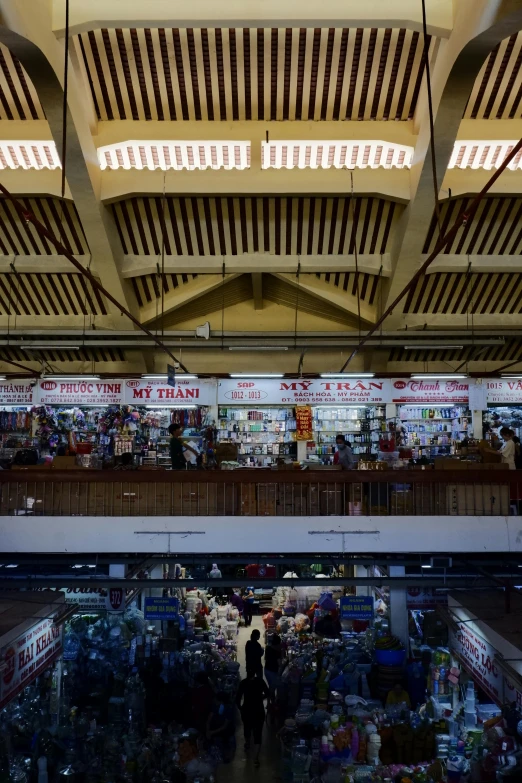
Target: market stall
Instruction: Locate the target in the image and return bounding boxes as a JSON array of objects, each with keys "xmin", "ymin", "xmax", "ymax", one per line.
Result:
[
  {"xmin": 262, "ymin": 586, "xmax": 522, "ymax": 783},
  {"xmin": 217, "ymin": 378, "xmax": 389, "ymax": 466}
]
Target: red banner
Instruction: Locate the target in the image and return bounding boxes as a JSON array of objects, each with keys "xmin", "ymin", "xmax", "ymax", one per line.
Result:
[{"xmin": 296, "ymin": 405, "xmax": 313, "ymax": 441}]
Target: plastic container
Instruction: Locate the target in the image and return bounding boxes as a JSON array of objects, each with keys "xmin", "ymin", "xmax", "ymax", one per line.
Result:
[{"xmin": 375, "ymin": 648, "xmax": 406, "ymax": 666}]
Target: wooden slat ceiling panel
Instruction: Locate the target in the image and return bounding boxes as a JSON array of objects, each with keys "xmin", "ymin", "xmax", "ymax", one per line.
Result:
[
  {"xmin": 0, "ymin": 198, "xmax": 89, "ymax": 256},
  {"xmin": 75, "ymin": 28, "xmax": 436, "ymax": 121},
  {"xmin": 0, "ymin": 44, "xmax": 44, "ymax": 120},
  {"xmin": 422, "ymin": 197, "xmax": 522, "ymax": 256},
  {"xmin": 0, "ymin": 274, "xmax": 107, "ymax": 315},
  {"xmin": 465, "ymin": 32, "xmax": 522, "ymax": 119},
  {"xmin": 112, "ymin": 196, "xmax": 401, "ymax": 256},
  {"xmin": 403, "ymin": 272, "xmax": 522, "ymax": 315}
]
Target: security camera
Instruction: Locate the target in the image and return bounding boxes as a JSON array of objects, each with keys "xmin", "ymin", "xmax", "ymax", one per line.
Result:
[{"xmin": 29, "ymin": 380, "xmax": 37, "ymax": 388}]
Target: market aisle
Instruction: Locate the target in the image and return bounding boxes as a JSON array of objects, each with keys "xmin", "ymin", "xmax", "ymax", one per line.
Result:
[{"xmin": 222, "ymin": 614, "xmax": 282, "ymax": 782}]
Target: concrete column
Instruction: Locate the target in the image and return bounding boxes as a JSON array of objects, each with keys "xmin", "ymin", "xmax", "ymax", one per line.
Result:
[
  {"xmin": 389, "ymin": 565, "xmax": 409, "ymax": 653},
  {"xmin": 356, "ymin": 565, "xmax": 369, "ymax": 597},
  {"xmin": 471, "ymin": 409, "xmax": 484, "ymax": 439}
]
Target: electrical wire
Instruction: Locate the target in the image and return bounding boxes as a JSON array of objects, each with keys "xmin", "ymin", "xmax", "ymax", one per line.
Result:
[
  {"xmin": 0, "ymin": 182, "xmax": 190, "ymax": 373},
  {"xmin": 337, "ymin": 135, "xmax": 522, "ymax": 372},
  {"xmin": 350, "ymin": 172, "xmax": 362, "ymax": 342},
  {"xmin": 60, "ymin": 0, "xmax": 69, "ymax": 202},
  {"xmin": 421, "ymin": 0, "xmax": 441, "ymax": 236}
]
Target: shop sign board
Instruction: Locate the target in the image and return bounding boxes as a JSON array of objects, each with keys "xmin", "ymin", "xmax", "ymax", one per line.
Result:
[
  {"xmin": 144, "ymin": 597, "xmax": 179, "ymax": 620},
  {"xmin": 449, "ymin": 622, "xmax": 504, "ymax": 705},
  {"xmin": 406, "ymin": 587, "xmax": 448, "ymax": 610},
  {"xmin": 124, "ymin": 378, "xmax": 215, "ymax": 406},
  {"xmin": 503, "ymin": 674, "xmax": 522, "ymax": 709},
  {"xmin": 486, "ymin": 379, "xmax": 522, "ymax": 404},
  {"xmin": 390, "ymin": 379, "xmax": 470, "ymax": 404},
  {"xmin": 37, "ymin": 379, "xmax": 123, "ymax": 405},
  {"xmin": 218, "ymin": 378, "xmax": 390, "ymax": 405},
  {"xmin": 340, "ymin": 596, "xmax": 374, "ymax": 620},
  {"xmin": 0, "ymin": 618, "xmax": 63, "ymax": 709},
  {"xmin": 106, "ymin": 587, "xmax": 125, "ymax": 612},
  {"xmin": 295, "ymin": 405, "xmax": 313, "ymax": 440},
  {"xmin": 0, "ymin": 380, "xmax": 34, "ymax": 405},
  {"xmin": 61, "ymin": 587, "xmax": 108, "ymax": 612}
]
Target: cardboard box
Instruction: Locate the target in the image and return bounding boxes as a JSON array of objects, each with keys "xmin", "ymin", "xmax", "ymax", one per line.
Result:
[{"xmin": 51, "ymin": 456, "xmax": 77, "ymax": 469}]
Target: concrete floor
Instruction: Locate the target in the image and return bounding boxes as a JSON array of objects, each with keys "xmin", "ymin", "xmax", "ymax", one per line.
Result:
[{"xmin": 222, "ymin": 615, "xmax": 282, "ymax": 782}]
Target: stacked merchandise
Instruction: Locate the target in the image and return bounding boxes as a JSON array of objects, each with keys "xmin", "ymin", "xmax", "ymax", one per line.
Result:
[
  {"xmin": 399, "ymin": 406, "xmax": 470, "ymax": 457},
  {"xmin": 0, "ymin": 408, "xmax": 38, "ymax": 466},
  {"xmin": 0, "ymin": 596, "xmax": 244, "ymax": 783},
  {"xmin": 309, "ymin": 406, "xmax": 386, "ymax": 461},
  {"xmin": 29, "ymin": 404, "xmax": 212, "ymax": 468},
  {"xmin": 217, "ymin": 406, "xmax": 298, "ymax": 465}
]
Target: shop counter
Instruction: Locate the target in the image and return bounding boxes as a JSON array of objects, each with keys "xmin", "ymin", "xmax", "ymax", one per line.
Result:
[{"xmin": 0, "ymin": 467, "xmax": 516, "ymax": 517}]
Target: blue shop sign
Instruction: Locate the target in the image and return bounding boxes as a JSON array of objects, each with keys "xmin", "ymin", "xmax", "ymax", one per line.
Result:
[
  {"xmin": 340, "ymin": 596, "xmax": 374, "ymax": 620},
  {"xmin": 144, "ymin": 597, "xmax": 179, "ymax": 620}
]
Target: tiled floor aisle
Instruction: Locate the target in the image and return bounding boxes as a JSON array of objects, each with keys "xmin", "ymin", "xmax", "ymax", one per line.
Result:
[{"xmin": 221, "ymin": 614, "xmax": 282, "ymax": 782}]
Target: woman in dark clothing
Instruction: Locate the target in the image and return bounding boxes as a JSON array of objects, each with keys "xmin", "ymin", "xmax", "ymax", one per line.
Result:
[
  {"xmin": 245, "ymin": 629, "xmax": 264, "ymax": 677},
  {"xmin": 264, "ymin": 633, "xmax": 282, "ymax": 699},
  {"xmin": 168, "ymin": 423, "xmax": 198, "ymax": 469},
  {"xmin": 236, "ymin": 669, "xmax": 269, "ymax": 767}
]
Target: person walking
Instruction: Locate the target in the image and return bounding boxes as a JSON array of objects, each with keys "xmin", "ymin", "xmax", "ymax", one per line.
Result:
[
  {"xmin": 264, "ymin": 633, "xmax": 282, "ymax": 700},
  {"xmin": 245, "ymin": 629, "xmax": 264, "ymax": 678},
  {"xmin": 243, "ymin": 587, "xmax": 255, "ymax": 627},
  {"xmin": 236, "ymin": 669, "xmax": 269, "ymax": 767}
]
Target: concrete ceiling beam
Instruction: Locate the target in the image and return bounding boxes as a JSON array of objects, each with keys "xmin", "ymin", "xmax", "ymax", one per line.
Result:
[
  {"xmin": 51, "ymin": 0, "xmax": 453, "ymax": 37},
  {"xmin": 384, "ymin": 0, "xmax": 522, "ymax": 327},
  {"xmin": 100, "ymin": 167, "xmax": 410, "ymax": 202},
  {"xmin": 121, "ymin": 253, "xmax": 392, "ymax": 277}
]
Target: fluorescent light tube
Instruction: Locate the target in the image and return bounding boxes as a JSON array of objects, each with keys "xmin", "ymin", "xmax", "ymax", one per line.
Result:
[
  {"xmin": 44, "ymin": 375, "xmax": 101, "ymax": 381},
  {"xmin": 320, "ymin": 373, "xmax": 375, "ymax": 378},
  {"xmin": 22, "ymin": 345, "xmax": 81, "ymax": 350},
  {"xmin": 404, "ymin": 345, "xmax": 464, "ymax": 350},
  {"xmin": 228, "ymin": 346, "xmax": 289, "ymax": 351},
  {"xmin": 229, "ymin": 374, "xmax": 283, "ymax": 378},
  {"xmin": 141, "ymin": 374, "xmax": 198, "ymax": 379}
]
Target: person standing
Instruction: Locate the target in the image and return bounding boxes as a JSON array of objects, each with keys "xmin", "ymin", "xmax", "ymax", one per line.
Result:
[
  {"xmin": 243, "ymin": 587, "xmax": 255, "ymax": 627},
  {"xmin": 168, "ymin": 423, "xmax": 198, "ymax": 470},
  {"xmin": 245, "ymin": 629, "xmax": 264, "ymax": 677},
  {"xmin": 500, "ymin": 427, "xmax": 516, "ymax": 470},
  {"xmin": 333, "ymin": 434, "xmax": 354, "ymax": 469},
  {"xmin": 264, "ymin": 633, "xmax": 282, "ymax": 700},
  {"xmin": 236, "ymin": 669, "xmax": 269, "ymax": 767}
]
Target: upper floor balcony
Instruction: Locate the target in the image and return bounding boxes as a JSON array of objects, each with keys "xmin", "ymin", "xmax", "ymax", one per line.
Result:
[{"xmin": 0, "ymin": 468, "xmax": 520, "ymax": 556}]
